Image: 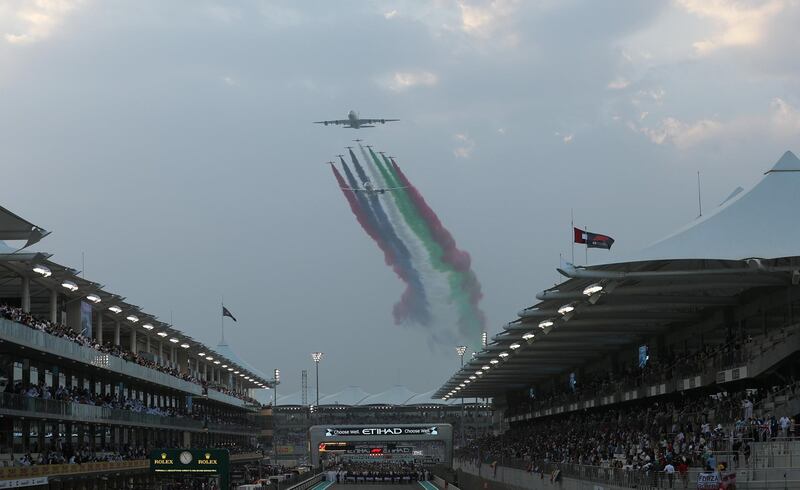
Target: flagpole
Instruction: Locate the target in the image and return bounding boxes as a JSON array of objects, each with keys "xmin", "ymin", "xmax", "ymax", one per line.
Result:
[
  {"xmin": 221, "ymin": 296, "xmax": 225, "ymax": 344},
  {"xmin": 585, "ymin": 224, "xmax": 588, "ymax": 265},
  {"xmin": 570, "ymin": 209, "xmax": 575, "ymax": 264}
]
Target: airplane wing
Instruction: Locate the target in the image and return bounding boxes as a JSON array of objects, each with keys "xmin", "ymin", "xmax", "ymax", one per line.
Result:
[
  {"xmin": 359, "ymin": 118, "xmax": 399, "ymax": 125},
  {"xmin": 340, "ymin": 187, "xmax": 362, "ymax": 192},
  {"xmin": 314, "ymin": 120, "xmax": 352, "ymax": 126},
  {"xmin": 378, "ymin": 186, "xmax": 408, "ymax": 192}
]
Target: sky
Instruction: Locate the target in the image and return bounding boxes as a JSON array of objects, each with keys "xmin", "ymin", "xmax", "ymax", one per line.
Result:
[{"xmin": 1, "ymin": 0, "xmax": 799, "ymax": 398}]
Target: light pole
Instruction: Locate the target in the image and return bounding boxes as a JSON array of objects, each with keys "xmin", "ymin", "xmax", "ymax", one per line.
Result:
[
  {"xmin": 311, "ymin": 352, "xmax": 323, "ymax": 407},
  {"xmin": 273, "ymin": 369, "xmax": 280, "ymax": 406},
  {"xmin": 456, "ymin": 346, "xmax": 467, "ymax": 446}
]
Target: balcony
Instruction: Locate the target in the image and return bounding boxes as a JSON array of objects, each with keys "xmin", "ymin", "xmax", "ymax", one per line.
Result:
[
  {"xmin": 0, "ymin": 318, "xmax": 253, "ymax": 410},
  {"xmin": 0, "ymin": 393, "xmax": 253, "ymax": 436}
]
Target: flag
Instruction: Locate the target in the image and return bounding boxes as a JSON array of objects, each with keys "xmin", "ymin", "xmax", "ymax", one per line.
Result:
[
  {"xmin": 222, "ymin": 306, "xmax": 237, "ymax": 322},
  {"xmin": 573, "ymin": 227, "xmax": 615, "ymax": 249}
]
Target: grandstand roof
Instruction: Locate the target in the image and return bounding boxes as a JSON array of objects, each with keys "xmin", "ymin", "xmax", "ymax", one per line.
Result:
[
  {"xmin": 0, "ymin": 204, "xmax": 49, "ymax": 249},
  {"xmin": 436, "ymin": 151, "xmax": 800, "ymax": 399}
]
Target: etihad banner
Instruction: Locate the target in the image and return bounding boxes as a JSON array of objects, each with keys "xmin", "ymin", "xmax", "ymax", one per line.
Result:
[{"xmin": 325, "ymin": 426, "xmax": 438, "ymax": 437}]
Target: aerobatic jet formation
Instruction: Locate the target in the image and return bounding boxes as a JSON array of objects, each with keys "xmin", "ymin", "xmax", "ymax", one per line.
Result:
[
  {"xmin": 340, "ymin": 181, "xmax": 407, "ymax": 195},
  {"xmin": 314, "ymin": 110, "xmax": 399, "ymax": 129}
]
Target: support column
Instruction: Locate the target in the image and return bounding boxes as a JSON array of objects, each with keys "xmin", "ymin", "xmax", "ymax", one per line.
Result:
[
  {"xmin": 49, "ymin": 289, "xmax": 58, "ymax": 324},
  {"xmin": 114, "ymin": 321, "xmax": 121, "ymax": 346},
  {"xmin": 203, "ymin": 362, "xmax": 207, "ymax": 381},
  {"xmin": 146, "ymin": 335, "xmax": 151, "ymax": 354},
  {"xmin": 96, "ymin": 313, "xmax": 104, "ymax": 344},
  {"xmin": 21, "ymin": 276, "xmax": 31, "ymax": 313},
  {"xmin": 130, "ymin": 328, "xmax": 137, "ymax": 354},
  {"xmin": 159, "ymin": 342, "xmax": 163, "ymax": 364}
]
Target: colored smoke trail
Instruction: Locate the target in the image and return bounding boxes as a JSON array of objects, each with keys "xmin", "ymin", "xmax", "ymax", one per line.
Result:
[
  {"xmin": 385, "ymin": 153, "xmax": 488, "ymax": 340},
  {"xmin": 339, "ymin": 158, "xmax": 430, "ymax": 324}
]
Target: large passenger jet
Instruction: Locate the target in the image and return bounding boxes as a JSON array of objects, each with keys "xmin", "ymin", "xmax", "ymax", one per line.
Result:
[{"xmin": 314, "ymin": 110, "xmax": 399, "ymax": 129}]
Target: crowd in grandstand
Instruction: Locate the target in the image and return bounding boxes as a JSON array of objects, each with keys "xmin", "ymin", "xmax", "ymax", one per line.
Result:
[
  {"xmin": 4, "ymin": 380, "xmax": 252, "ymax": 428},
  {"xmin": 326, "ymin": 461, "xmax": 430, "ymax": 484},
  {"xmin": 508, "ymin": 335, "xmax": 766, "ymax": 417},
  {"xmin": 12, "ymin": 444, "xmax": 147, "ymax": 466},
  {"xmin": 460, "ymin": 386, "xmax": 797, "ymax": 474},
  {"xmin": 0, "ymin": 304, "xmax": 258, "ymax": 405}
]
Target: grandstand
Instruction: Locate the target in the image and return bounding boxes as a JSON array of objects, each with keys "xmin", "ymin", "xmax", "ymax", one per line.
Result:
[
  {"xmin": 273, "ymin": 386, "xmax": 493, "ymax": 466},
  {"xmin": 436, "ymin": 152, "xmax": 800, "ymax": 489},
  {"xmin": 0, "ymin": 204, "xmax": 270, "ymax": 487}
]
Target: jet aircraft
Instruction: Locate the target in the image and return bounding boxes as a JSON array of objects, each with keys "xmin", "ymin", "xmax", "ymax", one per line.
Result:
[{"xmin": 314, "ymin": 110, "xmax": 399, "ymax": 129}]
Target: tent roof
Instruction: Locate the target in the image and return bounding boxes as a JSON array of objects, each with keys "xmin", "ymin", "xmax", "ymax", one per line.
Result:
[
  {"xmin": 627, "ymin": 151, "xmax": 800, "ymax": 262},
  {"xmin": 359, "ymin": 385, "xmax": 418, "ymax": 406},
  {"xmin": 319, "ymin": 386, "xmax": 370, "ymax": 406}
]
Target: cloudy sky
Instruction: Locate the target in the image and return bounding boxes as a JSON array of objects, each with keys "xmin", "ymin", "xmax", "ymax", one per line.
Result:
[{"xmin": 1, "ymin": 0, "xmax": 798, "ymax": 398}]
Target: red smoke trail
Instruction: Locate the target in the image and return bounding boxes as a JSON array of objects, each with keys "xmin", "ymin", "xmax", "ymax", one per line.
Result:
[
  {"xmin": 390, "ymin": 159, "xmax": 487, "ymax": 326},
  {"xmin": 330, "ymin": 164, "xmax": 415, "ymax": 323}
]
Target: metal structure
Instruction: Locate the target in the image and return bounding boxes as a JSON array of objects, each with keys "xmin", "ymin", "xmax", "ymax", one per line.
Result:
[
  {"xmin": 311, "ymin": 352, "xmax": 324, "ymax": 407},
  {"xmin": 301, "ymin": 369, "xmax": 308, "ymax": 406}
]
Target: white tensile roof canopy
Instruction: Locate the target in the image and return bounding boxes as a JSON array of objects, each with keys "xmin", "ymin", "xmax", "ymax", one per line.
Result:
[{"xmin": 632, "ymin": 151, "xmax": 800, "ymax": 262}]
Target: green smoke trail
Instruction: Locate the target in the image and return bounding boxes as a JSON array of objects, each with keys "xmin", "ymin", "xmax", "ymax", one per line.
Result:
[
  {"xmin": 363, "ymin": 147, "xmax": 450, "ymax": 275},
  {"xmin": 379, "ymin": 152, "xmax": 485, "ymax": 345}
]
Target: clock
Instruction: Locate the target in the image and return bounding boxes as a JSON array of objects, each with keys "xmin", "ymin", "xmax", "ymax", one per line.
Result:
[{"xmin": 179, "ymin": 451, "xmax": 193, "ymax": 465}]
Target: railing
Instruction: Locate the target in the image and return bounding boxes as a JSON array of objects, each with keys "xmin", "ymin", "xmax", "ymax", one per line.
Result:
[
  {"xmin": 0, "ymin": 392, "xmax": 254, "ymax": 435},
  {"xmin": 457, "ymin": 458, "xmax": 800, "ymax": 490},
  {"xmin": 285, "ymin": 472, "xmax": 324, "ymax": 490},
  {"xmin": 0, "ymin": 318, "xmax": 252, "ymax": 410},
  {"xmin": 0, "ymin": 459, "xmax": 147, "ymax": 480},
  {"xmin": 504, "ymin": 324, "xmax": 800, "ymax": 423}
]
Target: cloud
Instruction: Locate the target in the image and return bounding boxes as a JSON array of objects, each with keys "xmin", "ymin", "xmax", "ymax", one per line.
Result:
[
  {"xmin": 2, "ymin": 0, "xmax": 84, "ymax": 45},
  {"xmin": 384, "ymin": 9, "xmax": 398, "ymax": 19},
  {"xmin": 222, "ymin": 76, "xmax": 239, "ymax": 87},
  {"xmin": 675, "ymin": 0, "xmax": 786, "ymax": 55},
  {"xmin": 607, "ymin": 78, "xmax": 630, "ymax": 90},
  {"xmin": 453, "ymin": 133, "xmax": 475, "ymax": 158},
  {"xmin": 637, "ymin": 117, "xmax": 721, "ymax": 148},
  {"xmin": 379, "ymin": 71, "xmax": 438, "ymax": 92},
  {"xmin": 554, "ymin": 131, "xmax": 574, "ymax": 144},
  {"xmin": 457, "ymin": 0, "xmax": 519, "ymax": 37},
  {"xmin": 633, "ymin": 97, "xmax": 800, "ymax": 148}
]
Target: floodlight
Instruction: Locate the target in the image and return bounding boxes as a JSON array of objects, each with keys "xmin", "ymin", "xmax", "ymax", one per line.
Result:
[
  {"xmin": 86, "ymin": 294, "xmax": 101, "ymax": 304},
  {"xmin": 539, "ymin": 320, "xmax": 554, "ymax": 329},
  {"xmin": 510, "ymin": 343, "xmax": 521, "ymax": 350},
  {"xmin": 108, "ymin": 305, "xmax": 122, "ymax": 314},
  {"xmin": 558, "ymin": 304, "xmax": 575, "ymax": 315},
  {"xmin": 126, "ymin": 315, "xmax": 139, "ymax": 323},
  {"xmin": 142, "ymin": 323, "xmax": 154, "ymax": 330},
  {"xmin": 61, "ymin": 280, "xmax": 78, "ymax": 292},
  {"xmin": 583, "ymin": 284, "xmax": 603, "ymax": 296},
  {"xmin": 32, "ymin": 265, "xmax": 52, "ymax": 277}
]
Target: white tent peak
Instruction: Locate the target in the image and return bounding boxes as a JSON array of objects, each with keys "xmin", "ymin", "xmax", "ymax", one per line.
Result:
[
  {"xmin": 767, "ymin": 150, "xmax": 800, "ymax": 173},
  {"xmin": 619, "ymin": 151, "xmax": 800, "ymax": 262}
]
